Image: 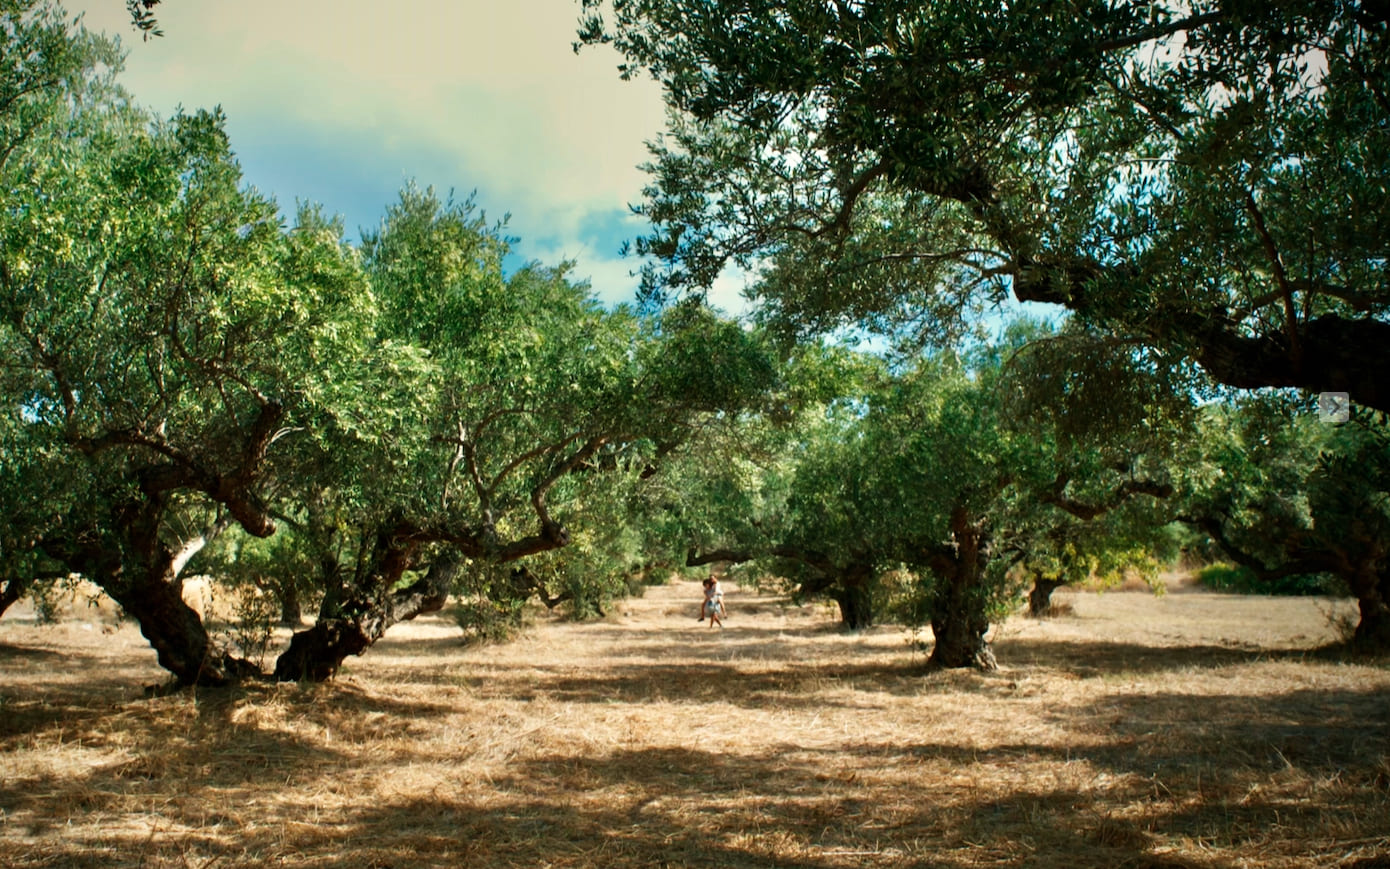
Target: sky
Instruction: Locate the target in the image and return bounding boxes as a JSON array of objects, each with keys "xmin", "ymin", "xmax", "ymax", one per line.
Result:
[{"xmin": 68, "ymin": 0, "xmax": 750, "ymax": 311}]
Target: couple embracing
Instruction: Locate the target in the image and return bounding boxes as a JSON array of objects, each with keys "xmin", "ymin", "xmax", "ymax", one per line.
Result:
[{"xmin": 699, "ymin": 575, "xmax": 726, "ymax": 628}]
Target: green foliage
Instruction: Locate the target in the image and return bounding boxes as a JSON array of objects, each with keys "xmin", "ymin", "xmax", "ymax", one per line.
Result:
[
  {"xmin": 1, "ymin": 1, "xmax": 377, "ymax": 679},
  {"xmin": 224, "ymin": 587, "xmax": 280, "ymax": 668},
  {"xmin": 654, "ymin": 317, "xmax": 1187, "ymax": 661},
  {"xmin": 125, "ymin": 0, "xmax": 163, "ymax": 39},
  {"xmin": 449, "ymin": 561, "xmax": 530, "ymax": 645},
  {"xmin": 450, "ymin": 598, "xmax": 528, "ymax": 646},
  {"xmin": 1200, "ymin": 562, "xmax": 1257, "ymax": 593},
  {"xmin": 204, "ymin": 523, "xmax": 319, "ymax": 625},
  {"xmin": 26, "ymin": 579, "xmax": 64, "ymax": 625},
  {"xmin": 1195, "ymin": 562, "xmax": 1343, "ymax": 597},
  {"xmin": 581, "ymin": 0, "xmax": 1390, "ymax": 408},
  {"xmin": 1, "ymin": 1, "xmax": 785, "ymax": 683},
  {"xmin": 1177, "ymin": 396, "xmax": 1388, "ymax": 643}
]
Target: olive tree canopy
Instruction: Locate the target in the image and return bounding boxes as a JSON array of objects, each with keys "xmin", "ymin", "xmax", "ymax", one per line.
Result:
[{"xmin": 579, "ymin": 0, "xmax": 1389, "ymax": 410}]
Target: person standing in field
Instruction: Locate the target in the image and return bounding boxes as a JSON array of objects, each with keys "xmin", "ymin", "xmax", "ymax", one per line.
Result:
[{"xmin": 701, "ymin": 575, "xmax": 725, "ymax": 628}]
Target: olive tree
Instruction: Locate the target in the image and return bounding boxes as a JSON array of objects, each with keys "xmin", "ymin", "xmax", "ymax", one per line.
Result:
[
  {"xmin": 1178, "ymin": 397, "xmax": 1390, "ymax": 650},
  {"xmin": 1, "ymin": 93, "xmax": 370, "ymax": 684},
  {"xmin": 579, "ymin": 0, "xmax": 1389, "ymax": 410},
  {"xmin": 266, "ymin": 189, "xmax": 777, "ymax": 681},
  {"xmin": 678, "ymin": 325, "xmax": 1185, "ymax": 664}
]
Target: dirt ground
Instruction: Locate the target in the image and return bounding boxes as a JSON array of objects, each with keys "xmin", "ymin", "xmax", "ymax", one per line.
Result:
[{"xmin": 1, "ymin": 579, "xmax": 1388, "ymax": 868}]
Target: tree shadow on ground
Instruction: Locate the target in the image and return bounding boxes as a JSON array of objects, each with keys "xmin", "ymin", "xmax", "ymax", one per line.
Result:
[
  {"xmin": 4, "ymin": 596, "xmax": 1389, "ymax": 868},
  {"xmin": 996, "ymin": 637, "xmax": 1319, "ymax": 676},
  {"xmin": 3, "ymin": 742, "xmax": 1237, "ymax": 869},
  {"xmin": 451, "ymin": 659, "xmax": 924, "ymax": 710},
  {"xmin": 0, "ymin": 642, "xmax": 67, "ymax": 662}
]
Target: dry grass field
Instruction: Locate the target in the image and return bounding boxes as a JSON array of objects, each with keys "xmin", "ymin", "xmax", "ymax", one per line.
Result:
[{"xmin": 2, "ymin": 579, "xmax": 1388, "ymax": 868}]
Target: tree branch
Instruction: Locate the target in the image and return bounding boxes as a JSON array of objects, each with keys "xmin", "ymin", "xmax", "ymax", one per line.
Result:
[
  {"xmin": 1243, "ymin": 190, "xmax": 1301, "ymax": 366},
  {"xmin": 1096, "ymin": 11, "xmax": 1226, "ymax": 53},
  {"xmin": 1039, "ymin": 474, "xmax": 1173, "ymax": 521}
]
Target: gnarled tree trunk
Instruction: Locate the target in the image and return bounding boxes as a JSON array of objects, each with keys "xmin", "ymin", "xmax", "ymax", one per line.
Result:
[
  {"xmin": 105, "ymin": 564, "xmax": 259, "ymax": 686},
  {"xmin": 274, "ymin": 542, "xmax": 459, "ymax": 682},
  {"xmin": 1348, "ymin": 568, "xmax": 1390, "ymax": 653},
  {"xmin": 48, "ymin": 506, "xmax": 256, "ymax": 687},
  {"xmin": 925, "ymin": 509, "xmax": 998, "ymax": 671},
  {"xmin": 929, "ymin": 603, "xmax": 996, "ymax": 669},
  {"xmin": 1027, "ymin": 576, "xmax": 1065, "ymax": 618},
  {"xmin": 832, "ymin": 562, "xmax": 876, "ymax": 631}
]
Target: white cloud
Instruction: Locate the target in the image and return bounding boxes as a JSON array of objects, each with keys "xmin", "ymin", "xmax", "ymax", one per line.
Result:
[
  {"xmin": 706, "ymin": 265, "xmax": 755, "ymax": 319},
  {"xmin": 72, "ymin": 0, "xmax": 668, "ymax": 298}
]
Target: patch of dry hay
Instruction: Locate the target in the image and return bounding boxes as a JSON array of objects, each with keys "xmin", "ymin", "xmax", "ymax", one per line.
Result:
[{"xmin": 1, "ymin": 580, "xmax": 1386, "ymax": 868}]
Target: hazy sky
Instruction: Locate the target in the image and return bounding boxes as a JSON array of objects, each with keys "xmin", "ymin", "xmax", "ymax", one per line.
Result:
[{"xmin": 68, "ymin": 0, "xmax": 745, "ymax": 310}]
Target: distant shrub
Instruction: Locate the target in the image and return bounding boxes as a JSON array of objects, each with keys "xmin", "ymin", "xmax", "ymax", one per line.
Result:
[
  {"xmin": 29, "ymin": 581, "xmax": 63, "ymax": 625},
  {"xmin": 224, "ymin": 587, "xmax": 277, "ymax": 668},
  {"xmin": 1196, "ymin": 563, "xmax": 1345, "ymax": 596},
  {"xmin": 451, "ymin": 598, "xmax": 527, "ymax": 646},
  {"xmin": 1324, "ymin": 603, "xmax": 1359, "ymax": 645}
]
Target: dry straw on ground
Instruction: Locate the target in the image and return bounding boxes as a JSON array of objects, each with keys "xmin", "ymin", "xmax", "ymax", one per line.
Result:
[{"xmin": 1, "ymin": 579, "xmax": 1388, "ymax": 868}]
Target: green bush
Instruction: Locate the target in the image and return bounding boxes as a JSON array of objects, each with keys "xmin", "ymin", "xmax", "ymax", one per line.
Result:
[
  {"xmin": 450, "ymin": 598, "xmax": 527, "ymax": 646},
  {"xmin": 1196, "ymin": 563, "xmax": 1345, "ymax": 596}
]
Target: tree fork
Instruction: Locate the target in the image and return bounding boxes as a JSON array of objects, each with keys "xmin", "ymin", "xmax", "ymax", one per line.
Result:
[{"xmin": 43, "ymin": 508, "xmax": 258, "ymax": 686}]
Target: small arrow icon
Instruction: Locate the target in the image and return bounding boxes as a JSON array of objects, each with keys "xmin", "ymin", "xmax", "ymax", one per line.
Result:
[{"xmin": 1318, "ymin": 392, "xmax": 1349, "ymax": 424}]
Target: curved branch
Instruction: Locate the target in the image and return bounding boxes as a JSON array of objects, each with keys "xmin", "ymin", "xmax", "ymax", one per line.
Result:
[{"xmin": 1040, "ymin": 476, "xmax": 1173, "ymax": 521}]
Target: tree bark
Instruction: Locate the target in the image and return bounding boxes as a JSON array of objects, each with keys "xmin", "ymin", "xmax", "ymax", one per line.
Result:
[
  {"xmin": 1347, "ymin": 568, "xmax": 1390, "ymax": 653},
  {"xmin": 924, "ymin": 509, "xmax": 998, "ymax": 671},
  {"xmin": 1184, "ymin": 313, "xmax": 1389, "ymax": 415},
  {"xmin": 1011, "ymin": 254, "xmax": 1390, "ymax": 413},
  {"xmin": 831, "ymin": 562, "xmax": 876, "ymax": 630},
  {"xmin": 928, "ymin": 602, "xmax": 996, "ymax": 670},
  {"xmin": 104, "ymin": 564, "xmax": 259, "ymax": 686},
  {"xmin": 833, "ymin": 584, "xmax": 874, "ymax": 631},
  {"xmin": 0, "ymin": 575, "xmax": 27, "ymax": 618},
  {"xmin": 273, "ymin": 544, "xmax": 459, "ymax": 682},
  {"xmin": 278, "ymin": 583, "xmax": 303, "ymax": 627},
  {"xmin": 1027, "ymin": 577, "xmax": 1065, "ymax": 617},
  {"xmin": 44, "ymin": 507, "xmax": 257, "ymax": 686},
  {"xmin": 50, "ymin": 401, "xmax": 287, "ymax": 686}
]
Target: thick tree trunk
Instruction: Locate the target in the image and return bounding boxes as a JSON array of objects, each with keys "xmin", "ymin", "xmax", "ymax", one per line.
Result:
[
  {"xmin": 103, "ymin": 564, "xmax": 259, "ymax": 686},
  {"xmin": 273, "ymin": 618, "xmax": 375, "ymax": 683},
  {"xmin": 273, "ymin": 545, "xmax": 459, "ymax": 682},
  {"xmin": 55, "ymin": 505, "xmax": 259, "ymax": 686},
  {"xmin": 832, "ymin": 563, "xmax": 876, "ymax": 630},
  {"xmin": 0, "ymin": 576, "xmax": 27, "ymax": 618},
  {"xmin": 1028, "ymin": 577, "xmax": 1065, "ymax": 617},
  {"xmin": 1350, "ymin": 570, "xmax": 1390, "ymax": 653},
  {"xmin": 928, "ymin": 603, "xmax": 996, "ymax": 670},
  {"xmin": 925, "ymin": 510, "xmax": 998, "ymax": 671},
  {"xmin": 279, "ymin": 583, "xmax": 303, "ymax": 627},
  {"xmin": 834, "ymin": 584, "xmax": 874, "ymax": 631}
]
